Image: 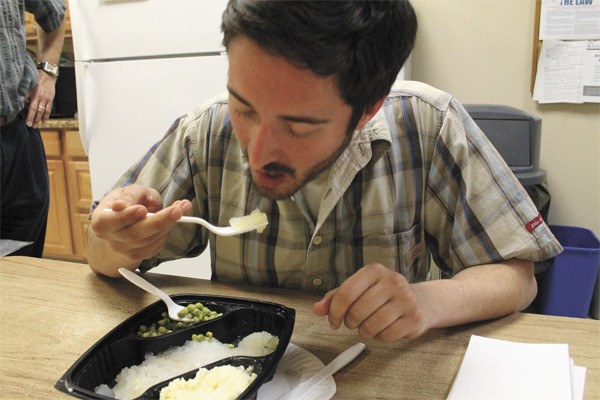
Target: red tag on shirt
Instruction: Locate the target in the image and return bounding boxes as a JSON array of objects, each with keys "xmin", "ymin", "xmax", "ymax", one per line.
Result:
[
  {"xmin": 525, "ymin": 213, "xmax": 544, "ymax": 233},
  {"xmin": 404, "ymin": 244, "xmax": 422, "ymax": 265}
]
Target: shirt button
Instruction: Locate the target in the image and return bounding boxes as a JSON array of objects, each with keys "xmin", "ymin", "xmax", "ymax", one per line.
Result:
[
  {"xmin": 312, "ymin": 278, "xmax": 322, "ymax": 286},
  {"xmin": 313, "ymin": 236, "xmax": 322, "ymax": 245}
]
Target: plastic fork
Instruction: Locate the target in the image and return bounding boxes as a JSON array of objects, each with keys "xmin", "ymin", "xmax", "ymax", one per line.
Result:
[
  {"xmin": 103, "ymin": 208, "xmax": 268, "ymax": 236},
  {"xmin": 147, "ymin": 212, "xmax": 268, "ymax": 236},
  {"xmin": 118, "ymin": 268, "xmax": 192, "ymax": 322},
  {"xmin": 278, "ymin": 342, "xmax": 367, "ymax": 400}
]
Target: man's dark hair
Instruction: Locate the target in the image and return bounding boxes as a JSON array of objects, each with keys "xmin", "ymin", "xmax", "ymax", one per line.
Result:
[{"xmin": 222, "ymin": 0, "xmax": 418, "ymax": 131}]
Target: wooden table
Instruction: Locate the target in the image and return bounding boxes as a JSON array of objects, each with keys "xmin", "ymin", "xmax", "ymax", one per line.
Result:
[{"xmin": 1, "ymin": 256, "xmax": 599, "ymax": 399}]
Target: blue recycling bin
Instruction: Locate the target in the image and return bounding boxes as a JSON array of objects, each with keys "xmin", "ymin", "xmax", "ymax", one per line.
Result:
[{"xmin": 535, "ymin": 225, "xmax": 600, "ymax": 318}]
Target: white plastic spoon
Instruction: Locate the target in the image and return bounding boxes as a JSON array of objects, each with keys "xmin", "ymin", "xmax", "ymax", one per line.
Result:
[
  {"xmin": 103, "ymin": 208, "xmax": 268, "ymax": 236},
  {"xmin": 118, "ymin": 268, "xmax": 192, "ymax": 322}
]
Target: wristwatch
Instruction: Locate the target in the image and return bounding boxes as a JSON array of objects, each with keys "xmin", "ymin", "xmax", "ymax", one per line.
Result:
[{"xmin": 36, "ymin": 61, "xmax": 59, "ymax": 77}]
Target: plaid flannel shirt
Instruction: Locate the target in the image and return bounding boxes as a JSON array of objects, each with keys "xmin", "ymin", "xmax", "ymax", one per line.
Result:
[{"xmin": 99, "ymin": 81, "xmax": 562, "ymax": 291}]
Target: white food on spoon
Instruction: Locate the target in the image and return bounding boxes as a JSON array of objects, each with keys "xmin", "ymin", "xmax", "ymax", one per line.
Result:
[{"xmin": 229, "ymin": 208, "xmax": 268, "ymax": 233}]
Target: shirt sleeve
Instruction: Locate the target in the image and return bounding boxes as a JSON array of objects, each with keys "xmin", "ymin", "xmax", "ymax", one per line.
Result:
[
  {"xmin": 424, "ymin": 99, "xmax": 562, "ymax": 277},
  {"xmin": 25, "ymin": 0, "xmax": 66, "ymax": 33}
]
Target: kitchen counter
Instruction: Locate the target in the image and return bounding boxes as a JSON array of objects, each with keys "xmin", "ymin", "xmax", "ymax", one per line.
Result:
[
  {"xmin": 1, "ymin": 256, "xmax": 599, "ymax": 399},
  {"xmin": 40, "ymin": 118, "xmax": 79, "ymax": 129}
]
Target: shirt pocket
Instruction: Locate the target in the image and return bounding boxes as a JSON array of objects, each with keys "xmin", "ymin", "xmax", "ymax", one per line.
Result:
[{"xmin": 340, "ymin": 221, "xmax": 424, "ymax": 283}]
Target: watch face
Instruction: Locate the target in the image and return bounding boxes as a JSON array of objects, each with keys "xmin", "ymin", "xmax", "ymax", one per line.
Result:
[{"xmin": 39, "ymin": 62, "xmax": 59, "ymax": 76}]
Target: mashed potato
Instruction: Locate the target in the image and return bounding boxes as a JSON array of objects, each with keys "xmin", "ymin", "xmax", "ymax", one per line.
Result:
[
  {"xmin": 159, "ymin": 365, "xmax": 256, "ymax": 400},
  {"xmin": 229, "ymin": 208, "xmax": 268, "ymax": 233}
]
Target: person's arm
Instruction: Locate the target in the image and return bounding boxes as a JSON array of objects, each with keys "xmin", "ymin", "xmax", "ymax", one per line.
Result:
[
  {"xmin": 413, "ymin": 259, "xmax": 536, "ymax": 328},
  {"xmin": 26, "ymin": 18, "xmax": 65, "ymax": 128},
  {"xmin": 313, "ymin": 258, "xmax": 536, "ymax": 342},
  {"xmin": 86, "ymin": 184, "xmax": 192, "ymax": 277}
]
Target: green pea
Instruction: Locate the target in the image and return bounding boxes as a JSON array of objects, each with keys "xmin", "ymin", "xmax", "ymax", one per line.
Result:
[{"xmin": 136, "ymin": 303, "xmax": 221, "ymax": 337}]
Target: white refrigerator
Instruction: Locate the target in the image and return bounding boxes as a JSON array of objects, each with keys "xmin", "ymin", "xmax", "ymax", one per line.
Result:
[{"xmin": 70, "ymin": 0, "xmax": 230, "ymax": 278}]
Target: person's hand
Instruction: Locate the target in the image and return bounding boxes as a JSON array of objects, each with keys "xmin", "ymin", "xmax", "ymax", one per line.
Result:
[
  {"xmin": 89, "ymin": 184, "xmax": 192, "ymax": 262},
  {"xmin": 26, "ymin": 72, "xmax": 57, "ymax": 128},
  {"xmin": 312, "ymin": 263, "xmax": 431, "ymax": 342}
]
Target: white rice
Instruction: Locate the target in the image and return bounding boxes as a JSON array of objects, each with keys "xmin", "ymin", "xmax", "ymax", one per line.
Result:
[{"xmin": 94, "ymin": 331, "xmax": 278, "ymax": 400}]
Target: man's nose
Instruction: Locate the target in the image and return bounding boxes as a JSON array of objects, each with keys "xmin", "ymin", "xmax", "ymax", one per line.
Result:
[{"xmin": 248, "ymin": 120, "xmax": 280, "ymax": 166}]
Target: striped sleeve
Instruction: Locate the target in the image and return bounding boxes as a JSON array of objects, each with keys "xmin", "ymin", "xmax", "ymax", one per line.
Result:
[{"xmin": 424, "ymin": 99, "xmax": 562, "ymax": 276}]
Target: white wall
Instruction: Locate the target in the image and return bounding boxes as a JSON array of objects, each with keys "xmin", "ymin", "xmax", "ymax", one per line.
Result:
[{"xmin": 410, "ymin": 0, "xmax": 600, "ymax": 236}]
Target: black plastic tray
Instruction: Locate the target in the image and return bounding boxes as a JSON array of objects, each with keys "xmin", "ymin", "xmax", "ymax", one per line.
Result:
[{"xmin": 55, "ymin": 294, "xmax": 295, "ymax": 399}]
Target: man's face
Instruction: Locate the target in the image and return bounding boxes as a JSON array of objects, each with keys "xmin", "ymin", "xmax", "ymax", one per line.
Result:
[{"xmin": 226, "ymin": 36, "xmax": 356, "ymax": 200}]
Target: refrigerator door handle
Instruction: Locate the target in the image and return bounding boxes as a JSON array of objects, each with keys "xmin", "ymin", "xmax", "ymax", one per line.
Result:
[{"xmin": 75, "ymin": 62, "xmax": 94, "ymax": 155}]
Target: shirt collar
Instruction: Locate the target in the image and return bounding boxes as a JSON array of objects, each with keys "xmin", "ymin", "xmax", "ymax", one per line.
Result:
[{"xmin": 358, "ymin": 107, "xmax": 392, "ymax": 165}]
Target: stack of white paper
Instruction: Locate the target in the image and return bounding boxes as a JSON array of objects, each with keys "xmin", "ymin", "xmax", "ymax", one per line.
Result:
[{"xmin": 447, "ymin": 335, "xmax": 586, "ymax": 400}]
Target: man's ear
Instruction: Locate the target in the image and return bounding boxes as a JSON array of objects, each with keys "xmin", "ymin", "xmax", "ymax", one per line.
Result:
[{"xmin": 354, "ymin": 97, "xmax": 386, "ymax": 131}]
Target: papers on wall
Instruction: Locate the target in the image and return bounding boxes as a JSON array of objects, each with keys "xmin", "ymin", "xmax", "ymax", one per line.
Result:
[
  {"xmin": 447, "ymin": 335, "xmax": 587, "ymax": 400},
  {"xmin": 539, "ymin": 0, "xmax": 600, "ymax": 41},
  {"xmin": 533, "ymin": 40, "xmax": 600, "ymax": 103},
  {"xmin": 533, "ymin": 0, "xmax": 600, "ymax": 103}
]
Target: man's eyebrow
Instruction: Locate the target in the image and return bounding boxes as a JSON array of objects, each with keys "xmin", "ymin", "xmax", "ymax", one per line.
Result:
[
  {"xmin": 228, "ymin": 86, "xmax": 251, "ymax": 107},
  {"xmin": 227, "ymin": 86, "xmax": 330, "ymax": 125}
]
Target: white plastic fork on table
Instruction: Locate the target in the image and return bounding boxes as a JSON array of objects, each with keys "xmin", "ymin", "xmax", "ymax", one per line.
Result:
[
  {"xmin": 102, "ymin": 208, "xmax": 268, "ymax": 236},
  {"xmin": 278, "ymin": 342, "xmax": 366, "ymax": 400},
  {"xmin": 118, "ymin": 268, "xmax": 192, "ymax": 322}
]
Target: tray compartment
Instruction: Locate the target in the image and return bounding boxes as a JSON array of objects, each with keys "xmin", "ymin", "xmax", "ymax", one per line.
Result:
[{"xmin": 136, "ymin": 356, "xmax": 265, "ymax": 400}]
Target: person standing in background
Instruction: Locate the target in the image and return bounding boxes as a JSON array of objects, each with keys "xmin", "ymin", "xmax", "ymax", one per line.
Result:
[{"xmin": 0, "ymin": 0, "xmax": 66, "ymax": 257}]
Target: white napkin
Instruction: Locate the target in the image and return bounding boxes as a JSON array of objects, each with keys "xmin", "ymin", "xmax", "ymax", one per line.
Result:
[{"xmin": 447, "ymin": 335, "xmax": 586, "ymax": 400}]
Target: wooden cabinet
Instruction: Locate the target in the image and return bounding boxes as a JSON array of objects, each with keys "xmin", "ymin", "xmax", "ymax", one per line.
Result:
[
  {"xmin": 64, "ymin": 130, "xmax": 91, "ymax": 258},
  {"xmin": 24, "ymin": 12, "xmax": 37, "ymax": 42},
  {"xmin": 41, "ymin": 127, "xmax": 91, "ymax": 261},
  {"xmin": 42, "ymin": 130, "xmax": 73, "ymax": 257}
]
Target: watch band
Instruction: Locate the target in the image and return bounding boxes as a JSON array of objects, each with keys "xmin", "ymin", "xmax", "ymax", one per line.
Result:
[{"xmin": 37, "ymin": 61, "xmax": 59, "ymax": 77}]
